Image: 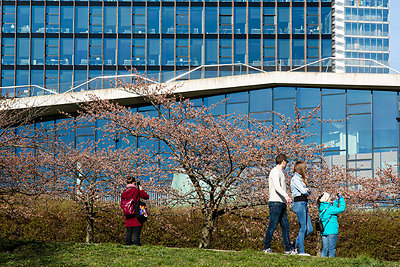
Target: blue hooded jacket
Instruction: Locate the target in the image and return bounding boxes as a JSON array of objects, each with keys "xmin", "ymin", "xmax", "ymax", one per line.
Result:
[{"xmin": 318, "ymin": 196, "xmax": 346, "ymax": 235}]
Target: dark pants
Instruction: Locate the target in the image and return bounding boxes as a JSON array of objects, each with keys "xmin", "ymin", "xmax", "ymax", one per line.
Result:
[
  {"xmin": 126, "ymin": 226, "xmax": 142, "ymax": 246},
  {"xmin": 263, "ymin": 202, "xmax": 292, "ymax": 251}
]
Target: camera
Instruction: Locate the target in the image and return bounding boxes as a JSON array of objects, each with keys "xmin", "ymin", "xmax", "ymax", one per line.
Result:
[{"xmin": 136, "ymin": 180, "xmax": 141, "ymax": 187}]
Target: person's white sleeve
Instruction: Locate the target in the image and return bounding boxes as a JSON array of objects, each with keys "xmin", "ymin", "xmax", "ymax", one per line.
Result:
[{"xmin": 271, "ymin": 170, "xmax": 289, "ymax": 198}]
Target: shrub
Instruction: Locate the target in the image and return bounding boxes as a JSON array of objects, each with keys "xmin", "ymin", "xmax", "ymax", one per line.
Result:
[{"xmin": 0, "ymin": 202, "xmax": 399, "ymax": 261}]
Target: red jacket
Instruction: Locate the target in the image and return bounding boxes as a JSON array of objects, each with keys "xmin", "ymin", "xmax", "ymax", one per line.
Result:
[{"xmin": 121, "ymin": 184, "xmax": 150, "ymax": 227}]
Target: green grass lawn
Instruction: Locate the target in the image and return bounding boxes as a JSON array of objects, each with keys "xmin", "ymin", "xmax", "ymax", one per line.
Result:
[{"xmin": 1, "ymin": 239, "xmax": 398, "ymax": 267}]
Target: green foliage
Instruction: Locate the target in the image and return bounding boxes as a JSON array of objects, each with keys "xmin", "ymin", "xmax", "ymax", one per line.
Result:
[
  {"xmin": 0, "ymin": 202, "xmax": 399, "ymax": 261},
  {"xmin": 0, "ymin": 240, "xmax": 396, "ymax": 266}
]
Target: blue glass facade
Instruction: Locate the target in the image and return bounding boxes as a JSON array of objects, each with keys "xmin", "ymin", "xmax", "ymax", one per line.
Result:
[
  {"xmin": 1, "ymin": 0, "xmax": 332, "ymax": 97},
  {"xmin": 30, "ymin": 85, "xmax": 399, "ymax": 179}
]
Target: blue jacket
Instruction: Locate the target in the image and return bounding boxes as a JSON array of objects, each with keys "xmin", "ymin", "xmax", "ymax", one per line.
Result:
[{"xmin": 318, "ymin": 196, "xmax": 346, "ymax": 235}]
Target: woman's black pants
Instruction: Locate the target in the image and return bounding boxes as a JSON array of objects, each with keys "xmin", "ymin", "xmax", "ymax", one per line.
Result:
[{"xmin": 126, "ymin": 226, "xmax": 142, "ymax": 246}]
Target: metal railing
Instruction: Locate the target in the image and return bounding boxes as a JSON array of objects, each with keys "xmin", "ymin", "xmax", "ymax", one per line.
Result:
[{"xmin": 0, "ymin": 57, "xmax": 397, "ymax": 98}]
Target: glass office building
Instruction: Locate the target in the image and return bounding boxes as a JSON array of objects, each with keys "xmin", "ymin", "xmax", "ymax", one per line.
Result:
[
  {"xmin": 332, "ymin": 0, "xmax": 389, "ymax": 73},
  {"xmin": 1, "ymin": 0, "xmax": 333, "ymax": 97}
]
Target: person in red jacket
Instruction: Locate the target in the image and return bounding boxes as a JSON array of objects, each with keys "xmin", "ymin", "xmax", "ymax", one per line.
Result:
[{"xmin": 121, "ymin": 176, "xmax": 149, "ymax": 246}]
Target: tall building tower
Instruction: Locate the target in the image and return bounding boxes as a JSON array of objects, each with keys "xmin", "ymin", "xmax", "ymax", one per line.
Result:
[{"xmin": 333, "ymin": 0, "xmax": 389, "ymax": 73}]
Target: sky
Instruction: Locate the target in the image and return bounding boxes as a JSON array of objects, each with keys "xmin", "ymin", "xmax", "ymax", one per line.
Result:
[{"xmin": 390, "ymin": 1, "xmax": 400, "ymax": 72}]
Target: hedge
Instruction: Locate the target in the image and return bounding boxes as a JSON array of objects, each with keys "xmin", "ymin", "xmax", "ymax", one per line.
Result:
[{"xmin": 0, "ymin": 202, "xmax": 399, "ymax": 261}]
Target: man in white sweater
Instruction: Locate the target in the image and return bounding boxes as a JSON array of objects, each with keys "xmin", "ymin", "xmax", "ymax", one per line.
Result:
[{"xmin": 263, "ymin": 153, "xmax": 296, "ymax": 254}]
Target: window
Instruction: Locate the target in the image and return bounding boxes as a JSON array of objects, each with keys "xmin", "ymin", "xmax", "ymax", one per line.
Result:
[
  {"xmin": 89, "ymin": 6, "xmax": 102, "ymax": 33},
  {"xmin": 306, "ymin": 7, "xmax": 319, "ymax": 34},
  {"xmin": 234, "ymin": 7, "xmax": 246, "ymax": 34},
  {"xmin": 176, "ymin": 7, "xmax": 189, "ymax": 34},
  {"xmin": 17, "ymin": 38, "xmax": 29, "ymax": 65},
  {"xmin": 32, "ymin": 38, "xmax": 44, "ymax": 65},
  {"xmin": 46, "ymin": 38, "xmax": 59, "ymax": 65},
  {"xmin": 191, "ymin": 7, "xmax": 203, "ymax": 34},
  {"xmin": 1, "ymin": 70, "xmax": 14, "ymax": 96},
  {"xmin": 234, "ymin": 39, "xmax": 246, "ymax": 64},
  {"xmin": 307, "ymin": 39, "xmax": 319, "ymax": 64},
  {"xmin": 147, "ymin": 39, "xmax": 160, "ymax": 65},
  {"xmin": 46, "ymin": 6, "xmax": 59, "ymax": 33},
  {"xmin": 263, "ymin": 6, "xmax": 276, "ymax": 34},
  {"xmin": 176, "ymin": 39, "xmax": 189, "ymax": 66},
  {"xmin": 278, "ymin": 39, "xmax": 290, "ymax": 66},
  {"xmin": 277, "ymin": 7, "xmax": 289, "ymax": 34},
  {"xmin": 161, "ymin": 7, "xmax": 174, "ymax": 34},
  {"xmin": 292, "ymin": 39, "xmax": 305, "ymax": 66},
  {"xmin": 118, "ymin": 39, "xmax": 131, "ymax": 65},
  {"xmin": 75, "ymin": 38, "xmax": 88, "ymax": 65},
  {"xmin": 32, "ymin": 6, "xmax": 45, "ymax": 33},
  {"xmin": 89, "ymin": 38, "xmax": 102, "ymax": 65},
  {"xmin": 248, "ymin": 39, "xmax": 261, "ymax": 66},
  {"xmin": 249, "ymin": 7, "xmax": 261, "ymax": 34},
  {"xmin": 162, "ymin": 39, "xmax": 174, "ymax": 65},
  {"xmin": 219, "ymin": 39, "xmax": 232, "ymax": 64},
  {"xmin": 45, "ymin": 69, "xmax": 59, "ymax": 93},
  {"xmin": 292, "ymin": 7, "xmax": 305, "ymax": 34},
  {"xmin": 60, "ymin": 38, "xmax": 73, "ymax": 65},
  {"xmin": 119, "ymin": 6, "xmax": 131, "ymax": 34},
  {"xmin": 76, "ymin": 6, "xmax": 89, "ymax": 33},
  {"xmin": 104, "ymin": 6, "xmax": 116, "ymax": 33},
  {"xmin": 219, "ymin": 7, "xmax": 232, "ymax": 34},
  {"xmin": 2, "ymin": 6, "xmax": 16, "ymax": 33},
  {"xmin": 205, "ymin": 7, "xmax": 217, "ymax": 34},
  {"xmin": 104, "ymin": 39, "xmax": 116, "ymax": 65},
  {"xmin": 190, "ymin": 39, "xmax": 203, "ymax": 66},
  {"xmin": 147, "ymin": 7, "xmax": 159, "ymax": 34},
  {"xmin": 205, "ymin": 39, "xmax": 217, "ymax": 65},
  {"xmin": 61, "ymin": 6, "xmax": 73, "ymax": 33},
  {"xmin": 17, "ymin": 6, "xmax": 30, "ymax": 33},
  {"xmin": 261, "ymin": 40, "xmax": 274, "ymax": 67},
  {"xmin": 373, "ymin": 91, "xmax": 397, "ymax": 148},
  {"xmin": 132, "ymin": 39, "xmax": 145, "ymax": 66}
]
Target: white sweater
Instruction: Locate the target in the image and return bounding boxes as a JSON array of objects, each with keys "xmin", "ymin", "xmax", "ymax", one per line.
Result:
[{"xmin": 268, "ymin": 166, "xmax": 289, "ymax": 203}]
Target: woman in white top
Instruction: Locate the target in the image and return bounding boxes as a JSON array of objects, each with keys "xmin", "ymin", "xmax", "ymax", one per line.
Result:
[{"xmin": 290, "ymin": 161, "xmax": 313, "ymax": 256}]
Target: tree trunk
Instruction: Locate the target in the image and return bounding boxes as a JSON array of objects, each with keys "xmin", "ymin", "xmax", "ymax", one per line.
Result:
[
  {"xmin": 198, "ymin": 212, "xmax": 215, "ymax": 249},
  {"xmin": 316, "ymin": 232, "xmax": 322, "ymax": 256},
  {"xmin": 85, "ymin": 216, "xmax": 94, "ymax": 244}
]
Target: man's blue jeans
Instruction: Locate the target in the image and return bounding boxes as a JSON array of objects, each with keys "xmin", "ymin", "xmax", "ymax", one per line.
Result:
[
  {"xmin": 263, "ymin": 202, "xmax": 292, "ymax": 251},
  {"xmin": 321, "ymin": 234, "xmax": 338, "ymax": 257},
  {"xmin": 293, "ymin": 201, "xmax": 313, "ymax": 253}
]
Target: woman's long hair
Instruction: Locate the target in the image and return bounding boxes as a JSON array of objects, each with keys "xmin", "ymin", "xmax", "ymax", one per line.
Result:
[{"xmin": 294, "ymin": 161, "xmax": 307, "ymax": 186}]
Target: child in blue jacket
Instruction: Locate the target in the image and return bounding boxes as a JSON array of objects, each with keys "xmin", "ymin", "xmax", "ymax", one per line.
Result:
[{"xmin": 317, "ymin": 192, "xmax": 346, "ymax": 257}]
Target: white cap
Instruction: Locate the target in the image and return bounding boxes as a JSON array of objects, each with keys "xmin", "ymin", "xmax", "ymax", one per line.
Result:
[{"xmin": 320, "ymin": 192, "xmax": 330, "ymax": 203}]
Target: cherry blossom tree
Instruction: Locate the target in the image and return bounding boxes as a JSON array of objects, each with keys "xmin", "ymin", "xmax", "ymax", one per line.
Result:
[{"xmin": 76, "ymin": 80, "xmax": 327, "ymax": 248}]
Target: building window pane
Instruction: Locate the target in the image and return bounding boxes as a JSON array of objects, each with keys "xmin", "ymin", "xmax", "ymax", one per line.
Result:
[
  {"xmin": 322, "ymin": 94, "xmax": 346, "ymax": 150},
  {"xmin": 190, "ymin": 39, "xmax": 203, "ymax": 66},
  {"xmin": 17, "ymin": 38, "xmax": 29, "ymax": 65},
  {"xmin": 348, "ymin": 114, "xmax": 372, "ymax": 154},
  {"xmin": 61, "ymin": 6, "xmax": 73, "ymax": 33},
  {"xmin": 373, "ymin": 91, "xmax": 397, "ymax": 148},
  {"xmin": 32, "ymin": 38, "xmax": 44, "ymax": 65},
  {"xmin": 104, "ymin": 6, "xmax": 117, "ymax": 33},
  {"xmin": 191, "ymin": 7, "xmax": 203, "ymax": 34},
  {"xmin": 147, "ymin": 7, "xmax": 159, "ymax": 34},
  {"xmin": 17, "ymin": 6, "xmax": 30, "ymax": 33},
  {"xmin": 76, "ymin": 6, "xmax": 89, "ymax": 33},
  {"xmin": 32, "ymin": 6, "xmax": 45, "ymax": 33},
  {"xmin": 60, "ymin": 38, "xmax": 73, "ymax": 65},
  {"xmin": 234, "ymin": 7, "xmax": 247, "ymax": 34},
  {"xmin": 75, "ymin": 38, "xmax": 88, "ymax": 65},
  {"xmin": 205, "ymin": 7, "xmax": 217, "ymax": 34}
]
